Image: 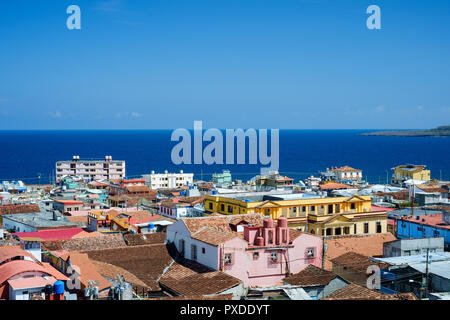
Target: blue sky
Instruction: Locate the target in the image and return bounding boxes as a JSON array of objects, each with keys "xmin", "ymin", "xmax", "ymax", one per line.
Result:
[{"xmin": 0, "ymin": 0, "xmax": 449, "ymax": 130}]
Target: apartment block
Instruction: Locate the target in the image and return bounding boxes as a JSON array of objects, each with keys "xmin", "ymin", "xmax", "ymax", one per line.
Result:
[
  {"xmin": 143, "ymin": 170, "xmax": 193, "ymax": 190},
  {"xmin": 56, "ymin": 155, "xmax": 125, "ymax": 182}
]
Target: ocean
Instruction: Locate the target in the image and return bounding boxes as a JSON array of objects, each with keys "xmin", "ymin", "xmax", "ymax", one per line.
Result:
[{"xmin": 0, "ymin": 130, "xmax": 449, "ymax": 184}]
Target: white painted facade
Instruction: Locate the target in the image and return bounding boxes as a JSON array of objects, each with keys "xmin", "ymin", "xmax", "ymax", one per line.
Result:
[
  {"xmin": 143, "ymin": 170, "xmax": 193, "ymax": 189},
  {"xmin": 56, "ymin": 155, "xmax": 125, "ymax": 182},
  {"xmin": 166, "ymin": 221, "xmax": 219, "ymax": 270},
  {"xmin": 2, "ymin": 216, "xmax": 36, "ymax": 232}
]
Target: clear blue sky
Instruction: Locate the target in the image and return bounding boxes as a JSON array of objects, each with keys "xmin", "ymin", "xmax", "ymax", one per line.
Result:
[{"xmin": 1, "ymin": 0, "xmax": 449, "ymax": 130}]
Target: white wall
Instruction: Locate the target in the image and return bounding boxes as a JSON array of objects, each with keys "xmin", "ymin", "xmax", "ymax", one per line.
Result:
[
  {"xmin": 166, "ymin": 221, "xmax": 219, "ymax": 270},
  {"xmin": 2, "ymin": 217, "xmax": 36, "ymax": 232}
]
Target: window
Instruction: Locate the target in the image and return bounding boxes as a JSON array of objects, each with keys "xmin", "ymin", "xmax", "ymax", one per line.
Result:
[
  {"xmin": 224, "ymin": 253, "xmax": 232, "ymax": 264},
  {"xmin": 326, "ymin": 228, "xmax": 332, "ymax": 236},
  {"xmin": 306, "ymin": 247, "xmax": 315, "ymax": 258},
  {"xmin": 351, "ymin": 203, "xmax": 356, "ymax": 210},
  {"xmin": 364, "ymin": 222, "xmax": 369, "ymax": 234},
  {"xmin": 310, "ymin": 206, "xmax": 315, "ymax": 212},
  {"xmin": 228, "ymin": 205, "xmax": 233, "ymax": 213},
  {"xmin": 293, "ymin": 207, "xmax": 297, "ymax": 213},
  {"xmin": 191, "ymin": 244, "xmax": 197, "ymax": 260},
  {"xmin": 253, "ymin": 252, "xmax": 259, "ymax": 260},
  {"xmin": 179, "ymin": 239, "xmax": 185, "ymax": 256},
  {"xmin": 302, "ymin": 206, "xmax": 306, "ymax": 212},
  {"xmin": 221, "ymin": 204, "xmax": 225, "ymax": 211},
  {"xmin": 268, "ymin": 230, "xmax": 273, "ymax": 244},
  {"xmin": 209, "ymin": 202, "xmax": 213, "ymax": 210},
  {"xmin": 376, "ymin": 221, "xmax": 382, "ymax": 233},
  {"xmin": 202, "ymin": 247, "xmax": 206, "ymax": 254},
  {"xmin": 271, "ymin": 252, "xmax": 278, "ymax": 262},
  {"xmin": 328, "ymin": 204, "xmax": 333, "ymax": 214}
]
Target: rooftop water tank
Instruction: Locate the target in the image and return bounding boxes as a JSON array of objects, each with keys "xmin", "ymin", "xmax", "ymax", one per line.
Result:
[
  {"xmin": 53, "ymin": 280, "xmax": 64, "ymax": 294},
  {"xmin": 277, "ymin": 217, "xmax": 288, "ymax": 228},
  {"xmin": 255, "ymin": 236, "xmax": 264, "ymax": 246},
  {"xmin": 263, "ymin": 219, "xmax": 274, "ymax": 228},
  {"xmin": 148, "ymin": 223, "xmax": 155, "ymax": 230},
  {"xmin": 212, "ymin": 190, "xmax": 217, "ymax": 195}
]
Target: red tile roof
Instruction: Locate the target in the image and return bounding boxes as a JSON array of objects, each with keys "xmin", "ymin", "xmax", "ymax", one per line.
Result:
[
  {"xmin": 159, "ymin": 258, "xmax": 242, "ymax": 296},
  {"xmin": 323, "ymin": 233, "xmax": 396, "ymax": 270},
  {"xmin": 321, "ymin": 283, "xmax": 417, "ymax": 300},
  {"xmin": 330, "ymin": 252, "xmax": 389, "ymax": 273},
  {"xmin": 399, "ymin": 213, "xmax": 450, "ymax": 230},
  {"xmin": 319, "ymin": 183, "xmax": 352, "ymax": 190},
  {"xmin": 54, "ymin": 200, "xmax": 84, "ymax": 205},
  {"xmin": 0, "ymin": 204, "xmax": 40, "ymax": 215},
  {"xmin": 283, "ymin": 265, "xmax": 339, "ymax": 286},
  {"xmin": 13, "ymin": 228, "xmax": 86, "ymax": 241}
]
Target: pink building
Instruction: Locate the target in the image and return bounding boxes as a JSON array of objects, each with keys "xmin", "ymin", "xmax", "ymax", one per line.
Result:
[{"xmin": 166, "ymin": 214, "xmax": 323, "ymax": 287}]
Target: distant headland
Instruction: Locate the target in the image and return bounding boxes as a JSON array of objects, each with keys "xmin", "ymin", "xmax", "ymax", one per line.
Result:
[{"xmin": 361, "ymin": 126, "xmax": 450, "ymax": 137}]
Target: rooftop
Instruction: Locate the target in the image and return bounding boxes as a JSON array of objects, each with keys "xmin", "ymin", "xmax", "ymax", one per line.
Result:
[{"xmin": 283, "ymin": 265, "xmax": 340, "ymax": 287}]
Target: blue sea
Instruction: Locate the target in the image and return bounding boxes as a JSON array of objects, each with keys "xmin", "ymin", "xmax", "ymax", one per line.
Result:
[{"xmin": 0, "ymin": 130, "xmax": 449, "ymax": 184}]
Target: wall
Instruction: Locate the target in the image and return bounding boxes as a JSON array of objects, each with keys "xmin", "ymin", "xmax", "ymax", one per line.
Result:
[
  {"xmin": 166, "ymin": 221, "xmax": 219, "ymax": 270},
  {"xmin": 220, "ymin": 233, "xmax": 322, "ymax": 287},
  {"xmin": 383, "ymin": 238, "xmax": 444, "ymax": 257},
  {"xmin": 2, "ymin": 217, "xmax": 36, "ymax": 232},
  {"xmin": 397, "ymin": 220, "xmax": 450, "ymax": 249}
]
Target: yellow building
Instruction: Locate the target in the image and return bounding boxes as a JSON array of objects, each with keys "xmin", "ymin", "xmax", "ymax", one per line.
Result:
[
  {"xmin": 392, "ymin": 164, "xmax": 430, "ymax": 183},
  {"xmin": 204, "ymin": 192, "xmax": 387, "ymax": 237}
]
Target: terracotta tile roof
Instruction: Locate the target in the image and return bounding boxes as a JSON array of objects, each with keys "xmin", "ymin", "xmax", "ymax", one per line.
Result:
[
  {"xmin": 183, "ymin": 216, "xmax": 233, "ymax": 234},
  {"xmin": 0, "ymin": 204, "xmax": 40, "ymax": 215},
  {"xmin": 54, "ymin": 200, "xmax": 84, "ymax": 205},
  {"xmin": 330, "ymin": 252, "xmax": 390, "ymax": 273},
  {"xmin": 191, "ymin": 226, "xmax": 238, "ymax": 246},
  {"xmin": 90, "ymin": 260, "xmax": 148, "ymax": 288},
  {"xmin": 85, "ymin": 243, "xmax": 174, "ymax": 291},
  {"xmin": 416, "ymin": 184, "xmax": 447, "ymax": 193},
  {"xmin": 42, "ymin": 233, "xmax": 126, "ymax": 252},
  {"xmin": 399, "ymin": 213, "xmax": 450, "ymax": 230},
  {"xmin": 125, "ymin": 185, "xmax": 152, "ymax": 193},
  {"xmin": 124, "ymin": 232, "xmax": 166, "ymax": 246},
  {"xmin": 319, "ymin": 183, "xmax": 352, "ymax": 190},
  {"xmin": 228, "ymin": 213, "xmax": 264, "ymax": 227},
  {"xmin": 333, "ymin": 166, "xmax": 360, "ymax": 172},
  {"xmin": 150, "ymin": 294, "xmax": 233, "ymax": 300},
  {"xmin": 283, "ymin": 265, "xmax": 339, "ymax": 286},
  {"xmin": 324, "ymin": 233, "xmax": 396, "ymax": 270},
  {"xmin": 321, "ymin": 283, "xmax": 416, "ymax": 300},
  {"xmin": 67, "ymin": 252, "xmax": 112, "ymax": 291},
  {"xmin": 159, "ymin": 258, "xmax": 242, "ymax": 296},
  {"xmin": 374, "ymin": 190, "xmax": 409, "ymax": 200}
]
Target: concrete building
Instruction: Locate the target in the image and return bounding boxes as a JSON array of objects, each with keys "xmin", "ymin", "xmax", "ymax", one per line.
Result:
[
  {"xmin": 0, "ymin": 246, "xmax": 68, "ymax": 300},
  {"xmin": 143, "ymin": 170, "xmax": 193, "ymax": 190},
  {"xmin": 1, "ymin": 211, "xmax": 78, "ymax": 233},
  {"xmin": 212, "ymin": 170, "xmax": 232, "ymax": 186},
  {"xmin": 396, "ymin": 213, "xmax": 450, "ymax": 250},
  {"xmin": 320, "ymin": 166, "xmax": 363, "ymax": 184},
  {"xmin": 166, "ymin": 214, "xmax": 323, "ymax": 287},
  {"xmin": 383, "ymin": 238, "xmax": 445, "ymax": 257},
  {"xmin": 254, "ymin": 171, "xmax": 294, "ymax": 191},
  {"xmin": 56, "ymin": 155, "xmax": 125, "ymax": 183},
  {"xmin": 205, "ymin": 192, "xmax": 388, "ymax": 236},
  {"xmin": 391, "ymin": 164, "xmax": 430, "ymax": 186}
]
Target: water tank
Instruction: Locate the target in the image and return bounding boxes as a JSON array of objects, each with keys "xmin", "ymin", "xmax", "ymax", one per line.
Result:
[
  {"xmin": 263, "ymin": 218, "xmax": 274, "ymax": 228},
  {"xmin": 255, "ymin": 236, "xmax": 264, "ymax": 246},
  {"xmin": 45, "ymin": 284, "xmax": 53, "ymax": 295},
  {"xmin": 53, "ymin": 280, "xmax": 64, "ymax": 294},
  {"xmin": 212, "ymin": 190, "xmax": 217, "ymax": 195},
  {"xmin": 148, "ymin": 223, "xmax": 155, "ymax": 230},
  {"xmin": 277, "ymin": 217, "xmax": 288, "ymax": 228}
]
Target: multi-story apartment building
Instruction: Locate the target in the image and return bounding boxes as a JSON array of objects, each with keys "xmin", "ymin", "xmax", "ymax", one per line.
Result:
[
  {"xmin": 55, "ymin": 155, "xmax": 125, "ymax": 183},
  {"xmin": 204, "ymin": 191, "xmax": 388, "ymax": 236},
  {"xmin": 143, "ymin": 170, "xmax": 193, "ymax": 190}
]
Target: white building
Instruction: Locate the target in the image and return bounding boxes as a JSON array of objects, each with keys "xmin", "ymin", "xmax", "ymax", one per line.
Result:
[
  {"xmin": 143, "ymin": 170, "xmax": 193, "ymax": 190},
  {"xmin": 56, "ymin": 155, "xmax": 125, "ymax": 182}
]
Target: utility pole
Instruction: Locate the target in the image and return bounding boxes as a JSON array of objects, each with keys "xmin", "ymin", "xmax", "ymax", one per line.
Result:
[
  {"xmin": 424, "ymin": 248, "xmax": 430, "ymax": 298},
  {"xmin": 321, "ymin": 236, "xmax": 327, "ymax": 269}
]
